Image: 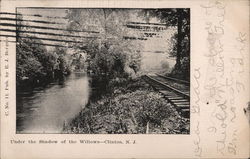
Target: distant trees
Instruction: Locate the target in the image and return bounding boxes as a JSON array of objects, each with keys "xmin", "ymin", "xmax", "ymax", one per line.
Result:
[
  {"xmin": 71, "ymin": 52, "xmax": 85, "ymax": 71},
  {"xmin": 54, "ymin": 47, "xmax": 71, "ymax": 75}
]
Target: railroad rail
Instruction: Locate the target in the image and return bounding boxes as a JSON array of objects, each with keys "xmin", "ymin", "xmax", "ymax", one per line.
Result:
[
  {"xmin": 155, "ymin": 73, "xmax": 190, "ymax": 85},
  {"xmin": 143, "ymin": 74, "xmax": 190, "ymax": 118}
]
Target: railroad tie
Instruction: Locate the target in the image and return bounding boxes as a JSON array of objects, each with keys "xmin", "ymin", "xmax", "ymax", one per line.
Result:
[
  {"xmin": 144, "ymin": 74, "xmax": 190, "ymax": 118},
  {"xmin": 167, "ymin": 97, "xmax": 183, "ymax": 100},
  {"xmin": 171, "ymin": 100, "xmax": 188, "ymax": 103},
  {"xmin": 176, "ymin": 105, "xmax": 189, "ymax": 109},
  {"xmin": 159, "ymin": 91, "xmax": 176, "ymax": 96}
]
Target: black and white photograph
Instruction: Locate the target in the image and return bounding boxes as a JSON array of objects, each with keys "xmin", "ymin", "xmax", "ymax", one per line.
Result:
[
  {"xmin": 1, "ymin": 0, "xmax": 249, "ymax": 158},
  {"xmin": 13, "ymin": 8, "xmax": 190, "ymax": 134}
]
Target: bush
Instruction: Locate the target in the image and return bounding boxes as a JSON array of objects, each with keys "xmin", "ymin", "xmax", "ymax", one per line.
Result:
[
  {"xmin": 64, "ymin": 78, "xmax": 189, "ymax": 134},
  {"xmin": 169, "ymin": 56, "xmax": 190, "ymax": 81},
  {"xmin": 16, "ymin": 37, "xmax": 71, "ymax": 88}
]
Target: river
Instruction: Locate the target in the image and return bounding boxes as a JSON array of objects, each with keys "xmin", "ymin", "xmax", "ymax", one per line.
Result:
[{"xmin": 16, "ymin": 73, "xmax": 90, "ymax": 133}]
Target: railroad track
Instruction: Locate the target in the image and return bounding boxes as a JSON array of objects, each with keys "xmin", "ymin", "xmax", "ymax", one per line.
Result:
[
  {"xmin": 143, "ymin": 74, "xmax": 190, "ymax": 118},
  {"xmin": 155, "ymin": 73, "xmax": 190, "ymax": 85}
]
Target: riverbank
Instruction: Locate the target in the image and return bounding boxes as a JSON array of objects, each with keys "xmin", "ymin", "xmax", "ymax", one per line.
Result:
[{"xmin": 63, "ymin": 76, "xmax": 189, "ymax": 134}]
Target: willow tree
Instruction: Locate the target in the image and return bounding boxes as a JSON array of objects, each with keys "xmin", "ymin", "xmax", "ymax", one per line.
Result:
[{"xmin": 65, "ymin": 9, "xmax": 142, "ymax": 80}]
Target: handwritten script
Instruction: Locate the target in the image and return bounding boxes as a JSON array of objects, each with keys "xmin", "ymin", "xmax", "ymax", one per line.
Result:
[{"xmin": 191, "ymin": 0, "xmax": 248, "ymax": 157}]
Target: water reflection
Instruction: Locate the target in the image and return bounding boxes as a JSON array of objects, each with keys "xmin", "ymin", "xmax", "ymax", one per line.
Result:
[{"xmin": 16, "ymin": 73, "xmax": 90, "ymax": 133}]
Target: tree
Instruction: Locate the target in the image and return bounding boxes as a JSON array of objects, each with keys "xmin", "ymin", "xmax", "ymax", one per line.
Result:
[
  {"xmin": 16, "ymin": 37, "xmax": 47, "ymax": 86},
  {"xmin": 140, "ymin": 9, "xmax": 190, "ymax": 69},
  {"xmin": 65, "ymin": 9, "xmax": 142, "ymax": 80},
  {"xmin": 52, "ymin": 47, "xmax": 71, "ymax": 75}
]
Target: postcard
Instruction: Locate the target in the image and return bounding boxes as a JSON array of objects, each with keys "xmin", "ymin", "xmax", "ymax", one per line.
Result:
[{"xmin": 0, "ymin": 0, "xmax": 249, "ymax": 158}]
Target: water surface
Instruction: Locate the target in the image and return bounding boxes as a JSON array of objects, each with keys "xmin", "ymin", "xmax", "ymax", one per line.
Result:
[{"xmin": 16, "ymin": 73, "xmax": 90, "ymax": 133}]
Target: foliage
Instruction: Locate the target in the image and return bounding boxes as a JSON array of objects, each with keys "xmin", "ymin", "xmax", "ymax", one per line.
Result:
[
  {"xmin": 64, "ymin": 78, "xmax": 189, "ymax": 134},
  {"xmin": 17, "ymin": 37, "xmax": 49, "ymax": 86},
  {"xmin": 170, "ymin": 56, "xmax": 190, "ymax": 81},
  {"xmin": 54, "ymin": 47, "xmax": 71, "ymax": 74},
  {"xmin": 140, "ymin": 9, "xmax": 190, "ymax": 78},
  {"xmin": 65, "ymin": 9, "xmax": 142, "ymax": 81},
  {"xmin": 16, "ymin": 36, "xmax": 71, "ymax": 87},
  {"xmin": 16, "ymin": 12, "xmax": 75, "ymax": 88}
]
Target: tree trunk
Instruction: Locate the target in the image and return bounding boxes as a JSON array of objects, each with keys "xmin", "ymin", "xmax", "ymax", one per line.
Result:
[{"xmin": 176, "ymin": 9, "xmax": 183, "ymax": 69}]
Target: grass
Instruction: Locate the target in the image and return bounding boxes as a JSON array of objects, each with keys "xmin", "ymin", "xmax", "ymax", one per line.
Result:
[{"xmin": 63, "ymin": 77, "xmax": 190, "ymax": 134}]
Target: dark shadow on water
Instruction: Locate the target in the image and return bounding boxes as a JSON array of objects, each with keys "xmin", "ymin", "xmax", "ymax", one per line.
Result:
[{"xmin": 16, "ymin": 73, "xmax": 90, "ymax": 133}]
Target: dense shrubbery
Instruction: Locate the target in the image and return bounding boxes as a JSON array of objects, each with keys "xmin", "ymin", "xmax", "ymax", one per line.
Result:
[
  {"xmin": 16, "ymin": 37, "xmax": 71, "ymax": 88},
  {"xmin": 66, "ymin": 9, "xmax": 142, "ymax": 84},
  {"xmin": 169, "ymin": 56, "xmax": 190, "ymax": 81},
  {"xmin": 64, "ymin": 78, "xmax": 189, "ymax": 134}
]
